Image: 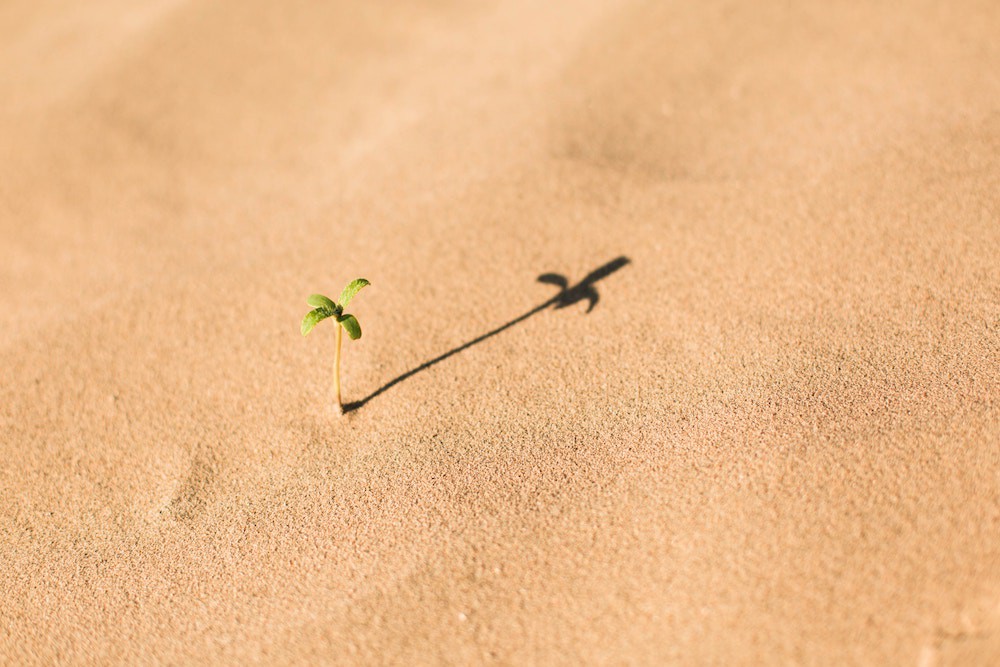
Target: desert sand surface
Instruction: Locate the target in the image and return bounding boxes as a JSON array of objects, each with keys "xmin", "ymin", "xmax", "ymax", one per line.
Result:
[{"xmin": 2, "ymin": 0, "xmax": 999, "ymax": 664}]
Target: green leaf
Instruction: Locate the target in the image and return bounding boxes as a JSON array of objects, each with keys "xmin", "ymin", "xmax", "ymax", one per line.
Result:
[
  {"xmin": 338, "ymin": 278, "xmax": 370, "ymax": 308},
  {"xmin": 301, "ymin": 308, "xmax": 332, "ymax": 336},
  {"xmin": 307, "ymin": 293, "xmax": 337, "ymax": 310},
  {"xmin": 337, "ymin": 313, "xmax": 361, "ymax": 340}
]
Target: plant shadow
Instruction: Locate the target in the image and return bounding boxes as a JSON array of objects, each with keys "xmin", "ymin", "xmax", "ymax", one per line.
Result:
[{"xmin": 343, "ymin": 255, "xmax": 630, "ymax": 412}]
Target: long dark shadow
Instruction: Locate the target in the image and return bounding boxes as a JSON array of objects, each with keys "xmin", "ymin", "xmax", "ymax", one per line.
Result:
[{"xmin": 343, "ymin": 256, "xmax": 630, "ymax": 412}]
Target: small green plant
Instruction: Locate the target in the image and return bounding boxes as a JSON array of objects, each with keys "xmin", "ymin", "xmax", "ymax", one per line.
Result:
[{"xmin": 301, "ymin": 278, "xmax": 370, "ymax": 413}]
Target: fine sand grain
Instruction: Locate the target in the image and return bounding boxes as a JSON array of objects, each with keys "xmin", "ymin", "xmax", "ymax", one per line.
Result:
[{"xmin": 2, "ymin": 1, "xmax": 999, "ymax": 664}]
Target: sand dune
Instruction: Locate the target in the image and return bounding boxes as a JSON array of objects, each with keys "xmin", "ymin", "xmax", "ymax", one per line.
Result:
[{"xmin": 2, "ymin": 0, "xmax": 999, "ymax": 664}]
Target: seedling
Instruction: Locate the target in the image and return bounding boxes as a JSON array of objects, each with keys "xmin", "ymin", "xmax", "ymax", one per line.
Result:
[{"xmin": 301, "ymin": 278, "xmax": 370, "ymax": 413}]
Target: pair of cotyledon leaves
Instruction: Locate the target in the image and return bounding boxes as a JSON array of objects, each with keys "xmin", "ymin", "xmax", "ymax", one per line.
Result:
[{"xmin": 300, "ymin": 278, "xmax": 370, "ymax": 339}]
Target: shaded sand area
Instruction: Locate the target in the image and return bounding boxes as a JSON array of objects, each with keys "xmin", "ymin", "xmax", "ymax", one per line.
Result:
[{"xmin": 2, "ymin": 1, "xmax": 999, "ymax": 663}]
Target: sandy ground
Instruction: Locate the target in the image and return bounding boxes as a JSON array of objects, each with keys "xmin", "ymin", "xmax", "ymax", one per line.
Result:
[{"xmin": 2, "ymin": 0, "xmax": 999, "ymax": 664}]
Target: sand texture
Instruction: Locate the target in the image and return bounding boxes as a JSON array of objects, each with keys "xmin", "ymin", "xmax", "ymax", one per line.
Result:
[{"xmin": 2, "ymin": 0, "xmax": 999, "ymax": 664}]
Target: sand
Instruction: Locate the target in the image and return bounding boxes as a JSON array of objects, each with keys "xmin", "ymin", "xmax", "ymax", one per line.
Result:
[{"xmin": 2, "ymin": 0, "xmax": 999, "ymax": 664}]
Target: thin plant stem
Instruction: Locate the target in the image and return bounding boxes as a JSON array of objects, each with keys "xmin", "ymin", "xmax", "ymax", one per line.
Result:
[{"xmin": 334, "ymin": 324, "xmax": 343, "ymax": 412}]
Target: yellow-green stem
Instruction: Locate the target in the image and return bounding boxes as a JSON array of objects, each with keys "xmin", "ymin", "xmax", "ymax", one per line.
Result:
[{"xmin": 334, "ymin": 324, "xmax": 343, "ymax": 412}]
